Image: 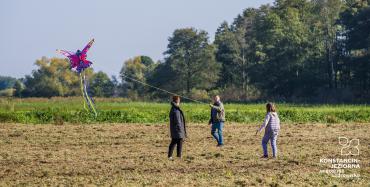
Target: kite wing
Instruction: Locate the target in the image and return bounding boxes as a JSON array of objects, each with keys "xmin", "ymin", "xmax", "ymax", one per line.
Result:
[
  {"xmin": 81, "ymin": 39, "xmax": 95, "ymax": 54},
  {"xmin": 56, "ymin": 49, "xmax": 74, "ymax": 57},
  {"xmin": 56, "ymin": 49, "xmax": 80, "ymax": 69}
]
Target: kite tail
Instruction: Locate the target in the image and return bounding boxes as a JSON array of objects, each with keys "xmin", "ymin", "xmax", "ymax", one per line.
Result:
[
  {"xmin": 82, "ymin": 73, "xmax": 98, "ymax": 117},
  {"xmin": 79, "ymin": 73, "xmax": 88, "ymax": 111}
]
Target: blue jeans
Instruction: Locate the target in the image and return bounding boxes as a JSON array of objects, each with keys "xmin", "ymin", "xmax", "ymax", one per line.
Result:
[
  {"xmin": 211, "ymin": 122, "xmax": 224, "ymax": 145},
  {"xmin": 262, "ymin": 130, "xmax": 279, "ymax": 157}
]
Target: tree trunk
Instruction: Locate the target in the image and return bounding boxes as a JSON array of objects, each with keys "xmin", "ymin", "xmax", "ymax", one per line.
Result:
[
  {"xmin": 325, "ymin": 26, "xmax": 335, "ymax": 89},
  {"xmin": 187, "ymin": 71, "xmax": 191, "ymax": 94},
  {"xmin": 185, "ymin": 51, "xmax": 191, "ymax": 95},
  {"xmin": 327, "ymin": 48, "xmax": 335, "ymax": 89},
  {"xmin": 242, "ymin": 53, "xmax": 245, "ymax": 95}
]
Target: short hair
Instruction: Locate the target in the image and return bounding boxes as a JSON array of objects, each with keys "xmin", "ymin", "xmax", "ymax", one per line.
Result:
[
  {"xmin": 172, "ymin": 95, "xmax": 180, "ymax": 102},
  {"xmin": 266, "ymin": 102, "xmax": 276, "ymax": 112}
]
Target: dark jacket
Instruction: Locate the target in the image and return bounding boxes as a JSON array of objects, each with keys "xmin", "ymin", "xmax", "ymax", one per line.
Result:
[
  {"xmin": 209, "ymin": 101, "xmax": 225, "ymax": 124},
  {"xmin": 169, "ymin": 102, "xmax": 187, "ymax": 139}
]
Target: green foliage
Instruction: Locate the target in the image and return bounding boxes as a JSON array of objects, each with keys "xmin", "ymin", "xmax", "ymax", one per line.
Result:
[
  {"xmin": 0, "ymin": 98, "xmax": 369, "ymax": 124},
  {"xmin": 90, "ymin": 71, "xmax": 114, "ymax": 97},
  {"xmin": 189, "ymin": 89, "xmax": 209, "ymax": 101},
  {"xmin": 339, "ymin": 2, "xmax": 370, "ymax": 96},
  {"xmin": 212, "ymin": 0, "xmax": 370, "ymax": 102},
  {"xmin": 215, "ymin": 21, "xmax": 244, "ymax": 87},
  {"xmin": 120, "ymin": 56, "xmax": 155, "ymax": 97},
  {"xmin": 163, "ymin": 28, "xmax": 220, "ymax": 94},
  {"xmin": 0, "ymin": 76, "xmax": 17, "ymax": 90},
  {"xmin": 22, "ymin": 57, "xmax": 90, "ymax": 97},
  {"xmin": 249, "ymin": 0, "xmax": 314, "ymax": 98},
  {"xmin": 0, "ymin": 89, "xmax": 14, "ymax": 97},
  {"xmin": 13, "ymin": 80, "xmax": 24, "ymax": 97}
]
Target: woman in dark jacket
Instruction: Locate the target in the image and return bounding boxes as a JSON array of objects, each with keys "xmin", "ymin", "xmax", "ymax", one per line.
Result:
[{"xmin": 168, "ymin": 95, "xmax": 187, "ymax": 159}]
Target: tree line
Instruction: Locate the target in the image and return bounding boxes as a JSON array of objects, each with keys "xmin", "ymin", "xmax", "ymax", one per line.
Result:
[{"xmin": 1, "ymin": 0, "xmax": 369, "ymax": 103}]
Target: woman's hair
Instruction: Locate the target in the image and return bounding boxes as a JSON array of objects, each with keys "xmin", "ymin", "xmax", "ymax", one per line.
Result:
[
  {"xmin": 266, "ymin": 102, "xmax": 276, "ymax": 113},
  {"xmin": 172, "ymin": 95, "xmax": 180, "ymax": 102}
]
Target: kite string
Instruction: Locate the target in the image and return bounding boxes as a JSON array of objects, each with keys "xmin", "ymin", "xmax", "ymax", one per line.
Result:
[{"xmin": 121, "ymin": 74, "xmax": 207, "ymax": 104}]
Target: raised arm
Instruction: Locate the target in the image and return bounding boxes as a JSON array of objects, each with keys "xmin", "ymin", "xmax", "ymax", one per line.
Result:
[{"xmin": 210, "ymin": 102, "xmax": 224, "ymax": 112}]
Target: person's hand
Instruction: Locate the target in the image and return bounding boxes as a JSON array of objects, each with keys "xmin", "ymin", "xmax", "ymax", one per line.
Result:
[{"xmin": 209, "ymin": 103, "xmax": 213, "ymax": 107}]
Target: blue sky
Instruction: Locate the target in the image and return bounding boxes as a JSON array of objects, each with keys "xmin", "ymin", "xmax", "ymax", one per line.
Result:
[{"xmin": 0, "ymin": 0, "xmax": 274, "ymax": 78}]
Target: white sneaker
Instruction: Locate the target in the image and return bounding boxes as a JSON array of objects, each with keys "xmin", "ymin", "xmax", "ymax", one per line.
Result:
[{"xmin": 168, "ymin": 157, "xmax": 174, "ymax": 161}]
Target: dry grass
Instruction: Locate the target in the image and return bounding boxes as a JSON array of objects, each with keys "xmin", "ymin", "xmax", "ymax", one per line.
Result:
[{"xmin": 0, "ymin": 123, "xmax": 369, "ymax": 186}]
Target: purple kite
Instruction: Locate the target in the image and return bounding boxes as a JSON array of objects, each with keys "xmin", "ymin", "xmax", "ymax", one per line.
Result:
[
  {"xmin": 56, "ymin": 39, "xmax": 97, "ymax": 116},
  {"xmin": 57, "ymin": 39, "xmax": 94, "ymax": 73}
]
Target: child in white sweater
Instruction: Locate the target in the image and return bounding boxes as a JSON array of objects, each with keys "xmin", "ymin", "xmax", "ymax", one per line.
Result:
[{"xmin": 256, "ymin": 103, "xmax": 280, "ymax": 158}]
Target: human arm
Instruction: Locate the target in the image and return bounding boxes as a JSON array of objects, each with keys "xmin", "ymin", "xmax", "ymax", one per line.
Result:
[
  {"xmin": 257, "ymin": 113, "xmax": 271, "ymax": 133},
  {"xmin": 209, "ymin": 103, "xmax": 224, "ymax": 112}
]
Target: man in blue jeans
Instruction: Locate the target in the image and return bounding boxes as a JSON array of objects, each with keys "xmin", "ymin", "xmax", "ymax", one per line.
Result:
[{"xmin": 208, "ymin": 95, "xmax": 225, "ymax": 147}]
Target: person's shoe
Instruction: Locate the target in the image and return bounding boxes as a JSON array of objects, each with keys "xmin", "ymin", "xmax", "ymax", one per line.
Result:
[
  {"xmin": 260, "ymin": 155, "xmax": 268, "ymax": 159},
  {"xmin": 217, "ymin": 144, "xmax": 224, "ymax": 147},
  {"xmin": 168, "ymin": 157, "xmax": 174, "ymax": 161}
]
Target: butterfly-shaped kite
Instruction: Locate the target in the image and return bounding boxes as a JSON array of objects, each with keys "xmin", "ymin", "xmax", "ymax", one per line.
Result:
[
  {"xmin": 57, "ymin": 39, "xmax": 94, "ymax": 73},
  {"xmin": 56, "ymin": 39, "xmax": 97, "ymax": 117}
]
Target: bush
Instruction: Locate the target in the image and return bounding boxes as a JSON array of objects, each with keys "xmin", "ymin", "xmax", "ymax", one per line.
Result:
[
  {"xmin": 190, "ymin": 89, "xmax": 209, "ymax": 102},
  {"xmin": 0, "ymin": 89, "xmax": 14, "ymax": 97}
]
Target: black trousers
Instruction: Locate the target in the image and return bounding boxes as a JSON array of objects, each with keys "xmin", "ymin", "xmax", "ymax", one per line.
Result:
[{"xmin": 168, "ymin": 138, "xmax": 183, "ymax": 158}]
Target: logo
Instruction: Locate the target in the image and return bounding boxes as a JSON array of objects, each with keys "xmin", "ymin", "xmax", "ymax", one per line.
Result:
[{"xmin": 338, "ymin": 137, "xmax": 359, "ymax": 156}]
